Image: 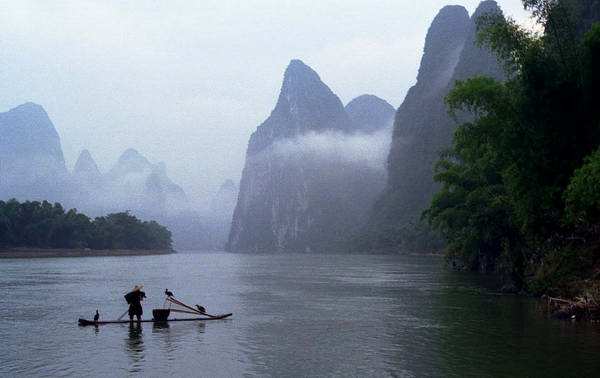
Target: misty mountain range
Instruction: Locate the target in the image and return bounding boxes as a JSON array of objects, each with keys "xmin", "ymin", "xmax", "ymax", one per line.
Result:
[
  {"xmin": 228, "ymin": 1, "xmax": 506, "ymax": 253},
  {"xmin": 74, "ymin": 148, "xmax": 188, "ymax": 216},
  {"xmin": 0, "ymin": 102, "xmax": 236, "ymax": 250},
  {"xmin": 4, "ymin": 0, "xmax": 579, "ymax": 254}
]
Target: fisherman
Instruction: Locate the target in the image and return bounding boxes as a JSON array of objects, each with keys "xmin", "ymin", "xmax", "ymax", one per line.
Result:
[{"xmin": 124, "ymin": 285, "xmax": 146, "ymax": 322}]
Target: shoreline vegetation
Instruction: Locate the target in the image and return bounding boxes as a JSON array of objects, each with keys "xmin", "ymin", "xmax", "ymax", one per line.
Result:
[
  {"xmin": 543, "ymin": 295, "xmax": 600, "ymax": 321},
  {"xmin": 0, "ymin": 248, "xmax": 174, "ymax": 259},
  {"xmin": 0, "ymin": 199, "xmax": 173, "ymax": 252},
  {"xmin": 425, "ymin": 1, "xmax": 600, "ymax": 319}
]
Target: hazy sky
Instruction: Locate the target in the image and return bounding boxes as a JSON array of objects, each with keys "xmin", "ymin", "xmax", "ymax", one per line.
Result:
[{"xmin": 0, "ymin": 0, "xmax": 532, "ymax": 201}]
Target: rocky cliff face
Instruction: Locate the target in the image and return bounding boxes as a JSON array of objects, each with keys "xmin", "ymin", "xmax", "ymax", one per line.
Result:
[
  {"xmin": 210, "ymin": 180, "xmax": 238, "ymax": 220},
  {"xmin": 0, "ymin": 103, "xmax": 69, "ymax": 202},
  {"xmin": 452, "ymin": 1, "xmax": 505, "ymax": 82},
  {"xmin": 360, "ymin": 1, "xmax": 505, "ymax": 251},
  {"xmin": 246, "ymin": 59, "xmax": 352, "ymax": 155},
  {"xmin": 228, "ymin": 60, "xmax": 389, "ymax": 253}
]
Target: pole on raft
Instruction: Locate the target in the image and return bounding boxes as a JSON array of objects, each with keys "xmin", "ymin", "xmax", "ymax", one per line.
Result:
[{"xmin": 117, "ymin": 308, "xmax": 129, "ymax": 321}]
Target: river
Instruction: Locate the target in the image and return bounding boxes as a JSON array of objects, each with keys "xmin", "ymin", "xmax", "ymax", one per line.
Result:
[{"xmin": 0, "ymin": 252, "xmax": 599, "ymax": 377}]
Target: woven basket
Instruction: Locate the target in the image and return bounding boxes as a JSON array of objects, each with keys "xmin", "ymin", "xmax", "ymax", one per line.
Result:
[{"xmin": 152, "ymin": 309, "xmax": 171, "ymax": 321}]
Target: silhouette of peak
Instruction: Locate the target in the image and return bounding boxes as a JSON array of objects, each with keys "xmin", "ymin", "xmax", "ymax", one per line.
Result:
[
  {"xmin": 116, "ymin": 148, "xmax": 152, "ymax": 167},
  {"xmin": 120, "ymin": 148, "xmax": 143, "ymax": 160},
  {"xmin": 0, "ymin": 102, "xmax": 62, "ymax": 146},
  {"xmin": 111, "ymin": 148, "xmax": 152, "ymax": 176},
  {"xmin": 285, "ymin": 59, "xmax": 315, "ymax": 76},
  {"xmin": 438, "ymin": 5, "xmax": 469, "ymax": 18},
  {"xmin": 473, "ymin": 0, "xmax": 501, "ymax": 18},
  {"xmin": 416, "ymin": 5, "xmax": 470, "ymax": 88},
  {"xmin": 74, "ymin": 149, "xmax": 100, "ymax": 174},
  {"xmin": 77, "ymin": 149, "xmax": 94, "ymax": 163},
  {"xmin": 430, "ymin": 5, "xmax": 469, "ymax": 32},
  {"xmin": 280, "ymin": 59, "xmax": 325, "ymax": 95},
  {"xmin": 12, "ymin": 102, "xmax": 45, "ymax": 113},
  {"xmin": 2, "ymin": 102, "xmax": 53, "ymax": 129},
  {"xmin": 346, "ymin": 94, "xmax": 393, "ymax": 111},
  {"xmin": 345, "ymin": 95, "xmax": 395, "ymax": 133},
  {"xmin": 247, "ymin": 59, "xmax": 349, "ymax": 154}
]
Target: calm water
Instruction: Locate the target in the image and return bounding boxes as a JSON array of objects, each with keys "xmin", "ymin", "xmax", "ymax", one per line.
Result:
[{"xmin": 1, "ymin": 252, "xmax": 599, "ymax": 377}]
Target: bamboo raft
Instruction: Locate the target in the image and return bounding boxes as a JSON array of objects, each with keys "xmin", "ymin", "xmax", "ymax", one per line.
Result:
[
  {"xmin": 78, "ymin": 313, "xmax": 232, "ymax": 326},
  {"xmin": 78, "ymin": 293, "xmax": 233, "ymax": 326}
]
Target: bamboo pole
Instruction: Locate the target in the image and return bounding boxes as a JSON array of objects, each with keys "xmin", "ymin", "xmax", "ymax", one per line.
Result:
[{"xmin": 166, "ymin": 297, "xmax": 219, "ymax": 318}]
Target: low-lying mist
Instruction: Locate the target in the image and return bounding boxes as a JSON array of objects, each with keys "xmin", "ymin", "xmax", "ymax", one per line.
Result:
[{"xmin": 269, "ymin": 126, "xmax": 393, "ymax": 172}]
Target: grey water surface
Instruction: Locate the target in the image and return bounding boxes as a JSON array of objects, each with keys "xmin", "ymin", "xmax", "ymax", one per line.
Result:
[{"xmin": 1, "ymin": 252, "xmax": 599, "ymax": 377}]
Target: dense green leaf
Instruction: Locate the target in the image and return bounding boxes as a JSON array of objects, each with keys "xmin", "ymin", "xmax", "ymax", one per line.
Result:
[
  {"xmin": 0, "ymin": 199, "xmax": 172, "ymax": 251},
  {"xmin": 426, "ymin": 0, "xmax": 600, "ymax": 292}
]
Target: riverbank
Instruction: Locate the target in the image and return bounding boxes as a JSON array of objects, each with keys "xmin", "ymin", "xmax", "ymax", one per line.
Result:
[
  {"xmin": 543, "ymin": 295, "xmax": 600, "ymax": 321},
  {"xmin": 0, "ymin": 248, "xmax": 174, "ymax": 259}
]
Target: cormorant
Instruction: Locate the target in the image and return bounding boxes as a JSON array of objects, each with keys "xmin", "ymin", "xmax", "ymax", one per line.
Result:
[
  {"xmin": 196, "ymin": 304, "xmax": 206, "ymax": 313},
  {"xmin": 94, "ymin": 310, "xmax": 99, "ymax": 322},
  {"xmin": 165, "ymin": 289, "xmax": 174, "ymax": 297}
]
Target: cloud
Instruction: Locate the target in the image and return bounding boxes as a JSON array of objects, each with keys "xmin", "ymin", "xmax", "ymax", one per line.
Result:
[{"xmin": 269, "ymin": 126, "xmax": 393, "ymax": 172}]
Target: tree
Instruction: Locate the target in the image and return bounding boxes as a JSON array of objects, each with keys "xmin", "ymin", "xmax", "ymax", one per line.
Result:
[
  {"xmin": 0, "ymin": 199, "xmax": 172, "ymax": 251},
  {"xmin": 426, "ymin": 0, "xmax": 600, "ymax": 290},
  {"xmin": 564, "ymin": 148, "xmax": 600, "ymax": 227}
]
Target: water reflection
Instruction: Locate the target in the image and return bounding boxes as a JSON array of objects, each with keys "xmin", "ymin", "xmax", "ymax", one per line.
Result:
[
  {"xmin": 234, "ymin": 255, "xmax": 435, "ymax": 377},
  {"xmin": 195, "ymin": 322, "xmax": 206, "ymax": 338},
  {"xmin": 433, "ymin": 270, "xmax": 600, "ymax": 377},
  {"xmin": 152, "ymin": 321, "xmax": 170, "ymax": 330},
  {"xmin": 125, "ymin": 322, "xmax": 145, "ymax": 373}
]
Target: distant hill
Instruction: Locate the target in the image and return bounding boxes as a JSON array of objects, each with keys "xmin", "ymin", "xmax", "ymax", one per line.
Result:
[
  {"xmin": 0, "ymin": 105, "xmax": 205, "ymax": 249},
  {"xmin": 345, "ymin": 95, "xmax": 395, "ymax": 133},
  {"xmin": 0, "ymin": 103, "xmax": 69, "ymax": 202}
]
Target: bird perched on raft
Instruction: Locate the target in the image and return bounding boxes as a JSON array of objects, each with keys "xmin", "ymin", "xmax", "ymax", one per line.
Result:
[
  {"xmin": 165, "ymin": 289, "xmax": 174, "ymax": 297},
  {"xmin": 94, "ymin": 310, "xmax": 99, "ymax": 322}
]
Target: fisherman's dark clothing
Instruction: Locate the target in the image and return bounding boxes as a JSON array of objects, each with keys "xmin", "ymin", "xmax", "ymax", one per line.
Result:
[{"xmin": 125, "ymin": 290, "xmax": 146, "ymax": 318}]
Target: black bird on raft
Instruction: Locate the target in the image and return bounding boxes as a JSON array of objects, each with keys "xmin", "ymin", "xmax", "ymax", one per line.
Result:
[
  {"xmin": 165, "ymin": 289, "xmax": 174, "ymax": 298},
  {"xmin": 94, "ymin": 310, "xmax": 99, "ymax": 322},
  {"xmin": 196, "ymin": 304, "xmax": 206, "ymax": 313}
]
